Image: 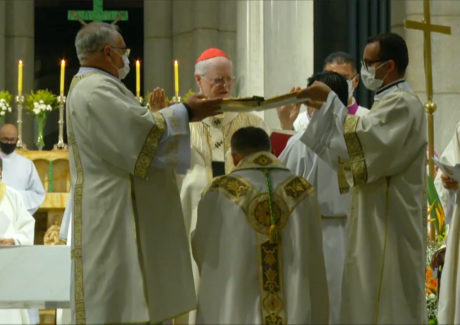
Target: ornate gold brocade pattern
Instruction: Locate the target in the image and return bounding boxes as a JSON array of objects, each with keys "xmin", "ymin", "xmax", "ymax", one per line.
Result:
[
  {"xmin": 247, "ymin": 193, "xmax": 289, "ymax": 236},
  {"xmin": 260, "ymin": 241, "xmax": 285, "ymax": 325},
  {"xmin": 134, "ymin": 112, "xmax": 166, "ymax": 179},
  {"xmin": 344, "ymin": 115, "xmax": 367, "ymax": 186},
  {"xmin": 209, "ymin": 174, "xmax": 251, "ymax": 204}
]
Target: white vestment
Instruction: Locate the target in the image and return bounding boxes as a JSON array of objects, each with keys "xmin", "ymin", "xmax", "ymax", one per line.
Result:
[
  {"xmin": 302, "ymin": 80, "xmax": 427, "ymax": 324},
  {"xmin": 0, "ymin": 182, "xmax": 35, "ymax": 325},
  {"xmin": 176, "ymin": 112, "xmax": 268, "ymax": 324},
  {"xmin": 438, "ymin": 122, "xmax": 460, "ymax": 324},
  {"xmin": 279, "ymin": 101, "xmax": 368, "ymax": 324},
  {"xmin": 66, "ymin": 67, "xmax": 195, "ymax": 324},
  {"xmin": 0, "ymin": 152, "xmax": 45, "ymax": 214},
  {"xmin": 193, "ymin": 152, "xmax": 329, "ymax": 324}
]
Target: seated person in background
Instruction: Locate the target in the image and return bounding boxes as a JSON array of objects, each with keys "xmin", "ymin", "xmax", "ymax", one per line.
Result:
[
  {"xmin": 0, "ymin": 156, "xmax": 35, "ymax": 325},
  {"xmin": 279, "ymin": 71, "xmax": 358, "ymax": 324},
  {"xmin": 192, "ymin": 127, "xmax": 328, "ymax": 324},
  {"xmin": 0, "ymin": 124, "xmax": 45, "ymax": 214}
]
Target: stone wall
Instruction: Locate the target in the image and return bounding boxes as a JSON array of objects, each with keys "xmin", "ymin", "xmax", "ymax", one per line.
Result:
[{"xmin": 392, "ymin": 0, "xmax": 460, "ymax": 152}]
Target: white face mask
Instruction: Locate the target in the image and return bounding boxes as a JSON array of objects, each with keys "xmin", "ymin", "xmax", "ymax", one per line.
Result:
[
  {"xmin": 117, "ymin": 54, "xmax": 130, "ymax": 80},
  {"xmin": 110, "ymin": 50, "xmax": 130, "ymax": 80},
  {"xmin": 360, "ymin": 61, "xmax": 388, "ymax": 91}
]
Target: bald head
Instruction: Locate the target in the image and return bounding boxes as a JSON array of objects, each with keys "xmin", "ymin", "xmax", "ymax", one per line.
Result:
[
  {"xmin": 0, "ymin": 124, "xmax": 18, "ymax": 154},
  {"xmin": 0, "ymin": 124, "xmax": 18, "ymax": 140}
]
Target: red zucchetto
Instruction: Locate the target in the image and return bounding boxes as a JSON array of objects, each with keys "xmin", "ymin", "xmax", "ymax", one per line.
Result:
[{"xmin": 195, "ymin": 48, "xmax": 230, "ymax": 63}]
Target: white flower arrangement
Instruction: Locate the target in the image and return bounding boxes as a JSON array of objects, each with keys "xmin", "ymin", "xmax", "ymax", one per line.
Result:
[
  {"xmin": 0, "ymin": 91, "xmax": 12, "ymax": 117},
  {"xmin": 25, "ymin": 89, "xmax": 57, "ymax": 117},
  {"xmin": 0, "ymin": 98, "xmax": 12, "ymax": 116},
  {"xmin": 32, "ymin": 99, "xmax": 53, "ymax": 115}
]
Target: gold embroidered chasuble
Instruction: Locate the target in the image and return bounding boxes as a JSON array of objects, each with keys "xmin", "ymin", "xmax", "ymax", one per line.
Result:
[
  {"xmin": 301, "ymin": 81, "xmax": 427, "ymax": 324},
  {"xmin": 192, "ymin": 152, "xmax": 329, "ymax": 324},
  {"xmin": 66, "ymin": 69, "xmax": 195, "ymax": 325}
]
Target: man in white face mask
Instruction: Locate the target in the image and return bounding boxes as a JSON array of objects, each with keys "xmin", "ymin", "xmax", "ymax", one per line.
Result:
[
  {"xmin": 64, "ymin": 22, "xmax": 223, "ymax": 325},
  {"xmin": 296, "ymin": 32, "xmax": 427, "ymax": 324}
]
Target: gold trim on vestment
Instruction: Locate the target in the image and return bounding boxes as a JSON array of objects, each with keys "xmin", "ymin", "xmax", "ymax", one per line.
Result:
[
  {"xmin": 67, "ymin": 75, "xmax": 89, "ymax": 325},
  {"xmin": 134, "ymin": 112, "xmax": 166, "ymax": 179},
  {"xmin": 344, "ymin": 114, "xmax": 367, "ymax": 186},
  {"xmin": 337, "ymin": 158, "xmax": 350, "ymax": 194},
  {"xmin": 0, "ymin": 182, "xmax": 6, "ymax": 203},
  {"xmin": 258, "ymin": 240, "xmax": 286, "ymax": 325}
]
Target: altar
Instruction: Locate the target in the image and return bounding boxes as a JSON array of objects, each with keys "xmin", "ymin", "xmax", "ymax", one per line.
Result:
[{"xmin": 0, "ymin": 246, "xmax": 70, "ymax": 309}]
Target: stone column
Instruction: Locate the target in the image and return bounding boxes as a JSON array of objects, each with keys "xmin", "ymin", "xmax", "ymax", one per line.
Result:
[
  {"xmin": 4, "ymin": 0, "xmax": 34, "ymax": 146},
  {"xmin": 392, "ymin": 1, "xmax": 460, "ymax": 152},
  {"xmin": 236, "ymin": 0, "xmax": 314, "ymax": 129},
  {"xmin": 236, "ymin": 1, "xmax": 264, "ymax": 98},
  {"xmin": 144, "ymin": 0, "xmax": 236, "ymax": 99},
  {"xmin": 144, "ymin": 0, "xmax": 173, "ymax": 96}
]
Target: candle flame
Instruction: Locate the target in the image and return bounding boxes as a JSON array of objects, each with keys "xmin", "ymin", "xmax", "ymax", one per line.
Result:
[
  {"xmin": 61, "ymin": 59, "xmax": 66, "ymax": 67},
  {"xmin": 174, "ymin": 60, "xmax": 178, "ymax": 65},
  {"xmin": 19, "ymin": 59, "xmax": 23, "ymax": 64},
  {"xmin": 136, "ymin": 60, "xmax": 140, "ymax": 65}
]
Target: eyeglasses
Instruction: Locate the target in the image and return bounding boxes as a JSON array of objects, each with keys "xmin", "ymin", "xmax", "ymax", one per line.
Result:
[
  {"xmin": 109, "ymin": 46, "xmax": 131, "ymax": 57},
  {"xmin": 202, "ymin": 75, "xmax": 235, "ymax": 86},
  {"xmin": 361, "ymin": 59, "xmax": 387, "ymax": 71}
]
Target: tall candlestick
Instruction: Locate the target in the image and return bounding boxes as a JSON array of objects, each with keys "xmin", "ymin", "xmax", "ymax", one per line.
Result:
[
  {"xmin": 136, "ymin": 60, "xmax": 141, "ymax": 98},
  {"xmin": 18, "ymin": 60, "xmax": 23, "ymax": 95},
  {"xmin": 60, "ymin": 59, "xmax": 66, "ymax": 95},
  {"xmin": 174, "ymin": 60, "xmax": 179, "ymax": 97}
]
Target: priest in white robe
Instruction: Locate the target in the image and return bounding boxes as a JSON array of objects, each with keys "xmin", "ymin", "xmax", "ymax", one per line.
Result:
[
  {"xmin": 193, "ymin": 127, "xmax": 329, "ymax": 325},
  {"xmin": 0, "ymin": 124, "xmax": 45, "ymax": 214},
  {"xmin": 280, "ymin": 70, "xmax": 367, "ymax": 324},
  {"xmin": 437, "ymin": 122, "xmax": 460, "ymax": 324},
  {"xmin": 0, "ymin": 158, "xmax": 35, "ymax": 325},
  {"xmin": 67, "ymin": 22, "xmax": 222, "ymax": 325},
  {"xmin": 297, "ymin": 33, "xmax": 427, "ymax": 324}
]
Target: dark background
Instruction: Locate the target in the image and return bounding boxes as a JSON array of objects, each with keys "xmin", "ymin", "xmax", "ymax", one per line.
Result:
[{"xmin": 34, "ymin": 0, "xmax": 143, "ymax": 149}]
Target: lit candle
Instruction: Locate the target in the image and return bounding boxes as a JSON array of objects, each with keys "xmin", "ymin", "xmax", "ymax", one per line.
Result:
[
  {"xmin": 174, "ymin": 60, "xmax": 179, "ymax": 97},
  {"xmin": 18, "ymin": 60, "xmax": 23, "ymax": 95},
  {"xmin": 136, "ymin": 60, "xmax": 141, "ymax": 98},
  {"xmin": 60, "ymin": 59, "xmax": 66, "ymax": 95}
]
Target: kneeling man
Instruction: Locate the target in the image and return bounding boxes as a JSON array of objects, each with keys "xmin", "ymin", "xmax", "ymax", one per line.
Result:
[{"xmin": 192, "ymin": 127, "xmax": 328, "ymax": 324}]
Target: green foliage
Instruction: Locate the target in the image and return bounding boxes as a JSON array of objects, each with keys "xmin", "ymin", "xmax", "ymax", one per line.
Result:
[
  {"xmin": 0, "ymin": 91, "xmax": 12, "ymax": 105},
  {"xmin": 25, "ymin": 89, "xmax": 57, "ymax": 116}
]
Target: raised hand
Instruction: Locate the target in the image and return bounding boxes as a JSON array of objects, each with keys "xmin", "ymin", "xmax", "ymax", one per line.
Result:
[
  {"xmin": 185, "ymin": 95, "xmax": 223, "ymax": 122},
  {"xmin": 297, "ymin": 81, "xmax": 331, "ymax": 109},
  {"xmin": 0, "ymin": 238, "xmax": 14, "ymax": 246},
  {"xmin": 276, "ymin": 87, "xmax": 301, "ymax": 130},
  {"xmin": 441, "ymin": 172, "xmax": 459, "ymax": 190},
  {"xmin": 149, "ymin": 87, "xmax": 167, "ymax": 112}
]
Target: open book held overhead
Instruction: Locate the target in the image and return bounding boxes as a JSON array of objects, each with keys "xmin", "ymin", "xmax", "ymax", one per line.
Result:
[{"xmin": 220, "ymin": 92, "xmax": 308, "ymax": 112}]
